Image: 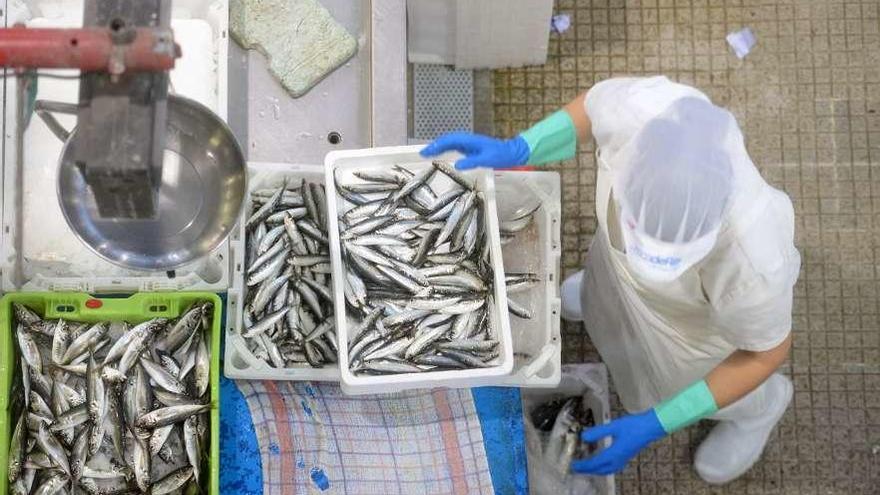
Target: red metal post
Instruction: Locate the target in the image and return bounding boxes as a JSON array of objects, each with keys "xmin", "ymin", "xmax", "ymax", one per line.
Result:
[{"xmin": 0, "ymin": 27, "xmax": 179, "ymax": 72}]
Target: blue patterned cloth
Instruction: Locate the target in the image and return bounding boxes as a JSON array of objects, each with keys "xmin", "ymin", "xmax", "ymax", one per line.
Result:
[
  {"xmin": 473, "ymin": 387, "xmax": 528, "ymax": 494},
  {"xmin": 219, "ymin": 376, "xmax": 263, "ymax": 495},
  {"xmin": 219, "ymin": 378, "xmax": 528, "ymax": 494}
]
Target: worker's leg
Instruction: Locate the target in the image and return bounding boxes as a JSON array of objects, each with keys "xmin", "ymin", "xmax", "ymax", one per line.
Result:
[
  {"xmin": 560, "ymin": 270, "xmax": 585, "ymax": 321},
  {"xmin": 694, "ymin": 373, "xmax": 793, "ymax": 484}
]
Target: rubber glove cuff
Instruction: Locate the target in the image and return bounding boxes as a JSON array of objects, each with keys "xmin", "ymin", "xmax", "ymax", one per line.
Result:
[
  {"xmin": 654, "ymin": 379, "xmax": 719, "ymax": 433},
  {"xmin": 518, "ymin": 110, "xmax": 577, "ymax": 165}
]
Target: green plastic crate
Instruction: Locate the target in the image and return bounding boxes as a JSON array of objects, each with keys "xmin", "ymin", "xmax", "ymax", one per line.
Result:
[{"xmin": 0, "ymin": 292, "xmax": 221, "ymax": 495}]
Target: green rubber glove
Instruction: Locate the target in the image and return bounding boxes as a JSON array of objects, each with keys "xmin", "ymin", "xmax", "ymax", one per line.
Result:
[
  {"xmin": 655, "ymin": 379, "xmax": 720, "ymax": 433},
  {"xmin": 519, "ymin": 110, "xmax": 578, "ymax": 165}
]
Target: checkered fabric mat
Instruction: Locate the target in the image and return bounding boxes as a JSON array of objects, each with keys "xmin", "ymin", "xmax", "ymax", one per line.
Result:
[{"xmin": 237, "ymin": 381, "xmax": 495, "ymax": 494}]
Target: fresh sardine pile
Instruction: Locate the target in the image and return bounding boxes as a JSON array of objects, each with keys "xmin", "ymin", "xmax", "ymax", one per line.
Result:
[
  {"xmin": 499, "ymin": 201, "xmax": 543, "ymax": 321},
  {"xmin": 243, "ymin": 179, "xmax": 337, "ymax": 368},
  {"xmin": 335, "ymin": 160, "xmax": 504, "ymax": 375},
  {"xmin": 531, "ymin": 396, "xmax": 595, "ymax": 475},
  {"xmin": 6, "ymin": 302, "xmax": 212, "ymax": 495}
]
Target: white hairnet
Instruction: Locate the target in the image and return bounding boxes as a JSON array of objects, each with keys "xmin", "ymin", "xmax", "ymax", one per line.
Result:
[{"xmin": 614, "ymin": 97, "xmax": 735, "ymax": 244}]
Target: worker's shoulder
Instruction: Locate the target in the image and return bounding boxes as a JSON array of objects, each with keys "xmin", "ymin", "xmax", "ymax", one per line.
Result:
[
  {"xmin": 587, "ymin": 75, "xmax": 709, "ymax": 109},
  {"xmin": 706, "ymin": 186, "xmax": 801, "ymax": 303},
  {"xmin": 586, "ymin": 76, "xmax": 712, "ymax": 153}
]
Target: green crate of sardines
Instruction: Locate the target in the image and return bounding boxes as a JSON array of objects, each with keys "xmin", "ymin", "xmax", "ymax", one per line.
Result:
[{"xmin": 0, "ymin": 292, "xmax": 221, "ymax": 495}]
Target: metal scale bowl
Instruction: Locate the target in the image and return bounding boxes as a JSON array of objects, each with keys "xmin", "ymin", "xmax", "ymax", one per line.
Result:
[{"xmin": 53, "ymin": 95, "xmax": 246, "ymax": 271}]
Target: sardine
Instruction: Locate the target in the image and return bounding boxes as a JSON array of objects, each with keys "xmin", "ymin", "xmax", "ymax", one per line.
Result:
[
  {"xmin": 439, "ymin": 298, "xmax": 486, "ymax": 315},
  {"xmin": 154, "ymin": 389, "xmax": 201, "ymax": 407},
  {"xmin": 164, "ymin": 305, "xmax": 208, "ymax": 352},
  {"xmin": 32, "ymin": 472, "xmax": 66, "ymax": 495},
  {"xmin": 132, "ymin": 432, "xmax": 151, "ymax": 492},
  {"xmin": 194, "ymin": 334, "xmax": 210, "ymax": 398},
  {"xmin": 36, "ymin": 422, "xmax": 70, "ymax": 475},
  {"xmin": 258, "ymin": 224, "xmax": 287, "ymax": 255},
  {"xmin": 405, "ymin": 323, "xmax": 450, "ymax": 359},
  {"xmin": 29, "ymin": 391, "xmax": 54, "ymax": 420},
  {"xmin": 17, "ymin": 327, "xmax": 42, "ymax": 373},
  {"xmin": 61, "ymin": 322, "xmax": 107, "ymax": 364},
  {"xmin": 412, "ymin": 353, "xmax": 467, "ymax": 369},
  {"xmin": 70, "ymin": 427, "xmax": 89, "ymax": 480},
  {"xmin": 437, "ymin": 338, "xmax": 499, "ymax": 352},
  {"xmin": 247, "ymin": 180, "xmax": 286, "ymax": 229},
  {"xmin": 49, "ymin": 404, "xmax": 88, "ymax": 431},
  {"xmin": 247, "ymin": 249, "xmax": 289, "ymax": 286},
  {"xmin": 440, "ymin": 349, "xmax": 494, "ymax": 368},
  {"xmin": 184, "ymin": 415, "xmax": 202, "ymax": 482},
  {"xmin": 149, "ymin": 424, "xmax": 175, "ymax": 455},
  {"xmin": 81, "ymin": 465, "xmax": 131, "ymax": 479},
  {"xmin": 136, "ymin": 404, "xmax": 210, "ymax": 429},
  {"xmin": 152, "ymin": 466, "xmax": 194, "ymax": 495},
  {"xmin": 360, "ymin": 358, "xmax": 424, "ymax": 374},
  {"xmin": 507, "ymin": 297, "xmax": 533, "ymax": 319},
  {"xmin": 544, "ymin": 399, "xmax": 577, "ymax": 467},
  {"xmin": 8, "ymin": 412, "xmax": 25, "ymax": 482},
  {"xmin": 102, "ymin": 320, "xmax": 143, "ymax": 366},
  {"xmin": 13, "ymin": 303, "xmax": 42, "ymax": 326},
  {"xmin": 105, "ymin": 390, "xmax": 124, "ymax": 458},
  {"xmin": 50, "ymin": 319, "xmax": 69, "ymax": 365},
  {"xmin": 140, "ymin": 357, "xmax": 187, "ymax": 394},
  {"xmin": 24, "ymin": 451, "xmax": 55, "ymax": 471},
  {"xmin": 266, "ymin": 207, "xmax": 308, "ymax": 224},
  {"xmin": 432, "ymin": 160, "xmax": 475, "ymax": 190},
  {"xmin": 86, "ymin": 354, "xmax": 105, "ymax": 423},
  {"xmin": 243, "ymin": 307, "xmax": 289, "ymax": 338}
]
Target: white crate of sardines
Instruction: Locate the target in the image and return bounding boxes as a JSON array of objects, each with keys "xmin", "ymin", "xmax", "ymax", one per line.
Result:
[
  {"xmin": 225, "ymin": 163, "xmax": 340, "ymax": 381},
  {"xmin": 325, "ymin": 146, "xmax": 515, "ymax": 395}
]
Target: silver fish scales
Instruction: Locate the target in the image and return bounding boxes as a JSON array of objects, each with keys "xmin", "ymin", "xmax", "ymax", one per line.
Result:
[
  {"xmin": 242, "ymin": 179, "xmax": 337, "ymax": 369},
  {"xmin": 7, "ymin": 301, "xmax": 213, "ymax": 494},
  {"xmin": 336, "ymin": 160, "xmax": 505, "ymax": 376}
]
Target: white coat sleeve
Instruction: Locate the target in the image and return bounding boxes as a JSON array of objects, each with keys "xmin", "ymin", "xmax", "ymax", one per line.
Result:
[
  {"xmin": 702, "ymin": 190, "xmax": 801, "ymax": 352},
  {"xmin": 584, "ymin": 76, "xmax": 711, "ymax": 157}
]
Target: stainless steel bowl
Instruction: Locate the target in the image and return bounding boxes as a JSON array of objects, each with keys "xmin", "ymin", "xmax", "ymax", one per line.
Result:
[{"xmin": 57, "ymin": 95, "xmax": 247, "ymax": 271}]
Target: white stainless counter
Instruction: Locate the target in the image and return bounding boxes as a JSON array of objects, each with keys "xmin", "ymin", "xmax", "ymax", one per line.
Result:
[{"xmin": 227, "ymin": 0, "xmax": 408, "ymax": 164}]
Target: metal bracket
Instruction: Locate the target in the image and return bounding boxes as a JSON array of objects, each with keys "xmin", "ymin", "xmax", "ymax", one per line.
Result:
[
  {"xmin": 73, "ymin": 0, "xmax": 172, "ymax": 219},
  {"xmin": 34, "ymin": 99, "xmax": 78, "ymax": 142}
]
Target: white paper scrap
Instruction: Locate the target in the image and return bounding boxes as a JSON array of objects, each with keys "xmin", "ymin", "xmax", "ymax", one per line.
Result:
[
  {"xmin": 726, "ymin": 27, "xmax": 757, "ymax": 59},
  {"xmin": 551, "ymin": 14, "xmax": 571, "ymax": 34}
]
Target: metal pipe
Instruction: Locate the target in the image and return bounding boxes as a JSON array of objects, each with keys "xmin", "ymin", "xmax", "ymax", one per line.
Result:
[{"xmin": 0, "ymin": 27, "xmax": 179, "ymax": 73}]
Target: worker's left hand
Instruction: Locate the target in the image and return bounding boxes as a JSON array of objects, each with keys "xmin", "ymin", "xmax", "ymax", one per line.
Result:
[
  {"xmin": 420, "ymin": 132, "xmax": 531, "ymax": 170},
  {"xmin": 571, "ymin": 409, "xmax": 666, "ymax": 475}
]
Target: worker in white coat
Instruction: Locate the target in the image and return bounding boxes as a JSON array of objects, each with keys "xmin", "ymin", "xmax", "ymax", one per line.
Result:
[{"xmin": 421, "ymin": 76, "xmax": 800, "ymax": 484}]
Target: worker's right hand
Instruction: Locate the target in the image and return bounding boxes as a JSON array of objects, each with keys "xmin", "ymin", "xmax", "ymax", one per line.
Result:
[
  {"xmin": 420, "ymin": 132, "xmax": 531, "ymax": 170},
  {"xmin": 570, "ymin": 409, "xmax": 667, "ymax": 475}
]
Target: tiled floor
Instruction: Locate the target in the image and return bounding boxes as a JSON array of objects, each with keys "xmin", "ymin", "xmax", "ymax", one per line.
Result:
[{"xmin": 490, "ymin": 0, "xmax": 880, "ymax": 493}]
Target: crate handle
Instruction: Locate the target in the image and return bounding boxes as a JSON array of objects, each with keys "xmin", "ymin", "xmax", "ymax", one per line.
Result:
[{"xmin": 47, "ymin": 294, "xmax": 177, "ymax": 320}]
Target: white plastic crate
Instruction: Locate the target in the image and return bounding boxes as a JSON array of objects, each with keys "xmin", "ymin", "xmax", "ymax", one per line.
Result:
[
  {"xmin": 495, "ymin": 171, "xmax": 562, "ymax": 388},
  {"xmin": 325, "ymin": 145, "xmax": 514, "ymax": 395},
  {"xmin": 224, "ymin": 162, "xmax": 340, "ymax": 381},
  {"xmin": 0, "ymin": 0, "xmax": 230, "ymax": 293}
]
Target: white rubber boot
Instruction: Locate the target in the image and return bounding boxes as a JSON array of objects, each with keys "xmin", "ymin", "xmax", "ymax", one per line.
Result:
[
  {"xmin": 560, "ymin": 270, "xmax": 584, "ymax": 322},
  {"xmin": 694, "ymin": 374, "xmax": 793, "ymax": 484}
]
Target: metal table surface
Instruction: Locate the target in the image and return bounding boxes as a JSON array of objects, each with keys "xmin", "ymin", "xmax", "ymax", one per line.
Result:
[{"xmin": 227, "ymin": 0, "xmax": 408, "ymax": 165}]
